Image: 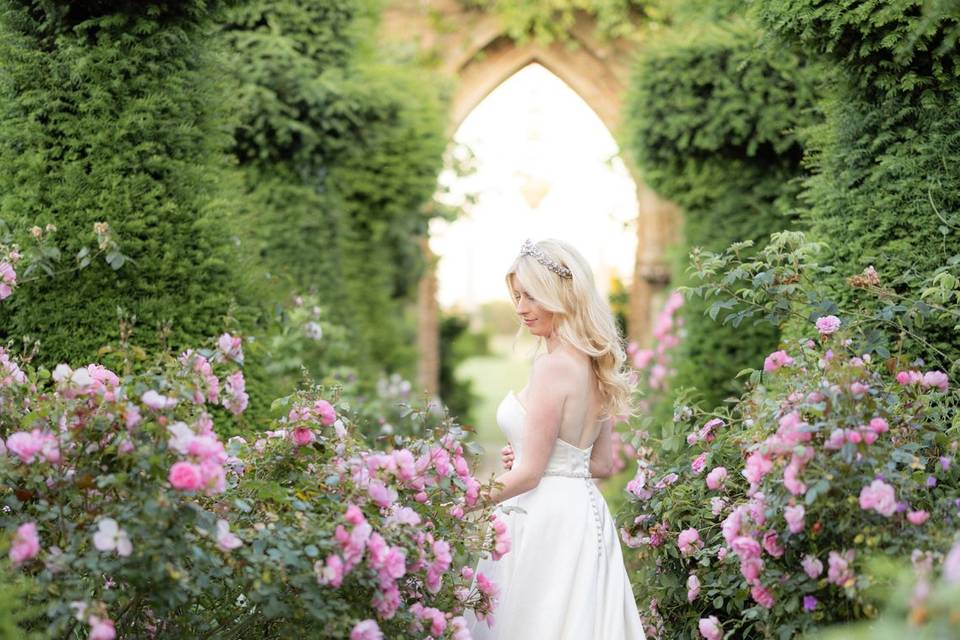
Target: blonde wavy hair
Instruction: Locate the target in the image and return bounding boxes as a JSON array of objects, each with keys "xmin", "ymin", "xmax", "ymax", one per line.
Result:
[{"xmin": 505, "ymin": 239, "xmax": 634, "ymax": 420}]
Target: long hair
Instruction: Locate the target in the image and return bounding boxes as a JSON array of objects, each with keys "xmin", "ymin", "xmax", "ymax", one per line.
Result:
[{"xmin": 505, "ymin": 239, "xmax": 634, "ymax": 419}]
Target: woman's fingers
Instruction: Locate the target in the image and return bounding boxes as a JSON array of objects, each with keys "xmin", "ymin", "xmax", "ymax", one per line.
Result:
[{"xmin": 500, "ymin": 444, "xmax": 514, "ymax": 470}]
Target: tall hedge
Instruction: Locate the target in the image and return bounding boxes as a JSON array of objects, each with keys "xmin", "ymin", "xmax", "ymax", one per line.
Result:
[
  {"xmin": 624, "ymin": 15, "xmax": 820, "ymax": 408},
  {"xmin": 223, "ymin": 0, "xmax": 447, "ymax": 382},
  {"xmin": 752, "ymin": 0, "xmax": 960, "ymax": 369},
  {"xmin": 0, "ymin": 1, "xmax": 243, "ymax": 363}
]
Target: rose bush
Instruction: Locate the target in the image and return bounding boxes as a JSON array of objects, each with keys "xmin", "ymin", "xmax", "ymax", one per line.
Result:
[
  {"xmin": 620, "ymin": 234, "xmax": 960, "ymax": 638},
  {"xmin": 1, "ymin": 334, "xmax": 502, "ymax": 638}
]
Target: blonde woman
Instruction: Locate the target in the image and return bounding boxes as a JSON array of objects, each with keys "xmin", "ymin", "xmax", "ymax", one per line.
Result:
[{"xmin": 466, "ymin": 239, "xmax": 645, "ymax": 639}]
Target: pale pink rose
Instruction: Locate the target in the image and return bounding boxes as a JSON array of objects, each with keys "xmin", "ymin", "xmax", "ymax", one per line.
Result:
[
  {"xmin": 783, "ymin": 461, "xmax": 807, "ymax": 496},
  {"xmin": 868, "ymin": 417, "xmax": 889, "ymax": 433},
  {"xmin": 751, "ymin": 584, "xmax": 775, "ymax": 608},
  {"xmin": 906, "ymin": 510, "xmax": 929, "ymax": 525},
  {"xmin": 740, "ymin": 556, "xmax": 763, "ymax": 582},
  {"xmin": 802, "ymin": 554, "xmax": 823, "ymax": 579},
  {"xmin": 367, "ymin": 481, "xmax": 397, "ymax": 509},
  {"xmin": 706, "ymin": 466, "xmax": 728, "ymax": 490},
  {"xmin": 316, "ymin": 554, "xmax": 346, "ymax": 587},
  {"xmin": 710, "ymin": 497, "xmax": 727, "ymax": 516},
  {"xmin": 199, "ymin": 460, "xmax": 226, "ymax": 495},
  {"xmin": 217, "ymin": 333, "xmax": 243, "ymax": 362},
  {"xmin": 784, "ymin": 505, "xmax": 805, "ymax": 533},
  {"xmin": 731, "ymin": 536, "xmax": 762, "ymax": 560},
  {"xmin": 763, "ymin": 350, "xmax": 794, "ymax": 372},
  {"xmin": 93, "ymin": 518, "xmax": 132, "ymax": 557},
  {"xmin": 742, "ymin": 452, "xmax": 773, "ymax": 485},
  {"xmin": 313, "ymin": 399, "xmax": 337, "ymax": 425},
  {"xmin": 828, "ymin": 549, "xmax": 855, "ymax": 586},
  {"xmin": 88, "ymin": 616, "xmax": 116, "ymax": 640},
  {"xmin": 824, "ymin": 428, "xmax": 846, "ymax": 450},
  {"xmin": 6, "ymin": 431, "xmax": 42, "ymax": 463},
  {"xmin": 815, "ymin": 315, "xmax": 841, "ymax": 335},
  {"xmin": 350, "ymin": 619, "xmax": 383, "ymax": 640},
  {"xmin": 216, "ymin": 519, "xmax": 242, "ymax": 551},
  {"xmin": 921, "ymin": 371, "xmax": 949, "ymax": 392},
  {"xmin": 9, "ymin": 521, "xmax": 41, "ymax": 566},
  {"xmin": 850, "ymin": 382, "xmax": 869, "ymax": 397},
  {"xmin": 762, "ymin": 530, "xmax": 784, "ymax": 558},
  {"xmin": 677, "ymin": 528, "xmax": 702, "ymax": 556},
  {"xmin": 691, "ymin": 453, "xmax": 708, "ymax": 474},
  {"xmin": 721, "ymin": 509, "xmax": 742, "ymax": 545},
  {"xmin": 142, "ymin": 390, "xmax": 177, "ymax": 411},
  {"xmin": 168, "ymin": 461, "xmax": 203, "ymax": 491},
  {"xmin": 698, "ymin": 616, "xmax": 722, "ymax": 640},
  {"xmin": 859, "ymin": 479, "xmax": 897, "ymax": 517},
  {"xmin": 686, "ymin": 574, "xmax": 701, "ymax": 602},
  {"xmin": 344, "ymin": 504, "xmax": 365, "ymax": 526}
]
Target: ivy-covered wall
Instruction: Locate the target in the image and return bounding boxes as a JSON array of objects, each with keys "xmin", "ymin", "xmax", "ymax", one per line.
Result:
[
  {"xmin": 624, "ymin": 14, "xmax": 820, "ymax": 408},
  {"xmin": 0, "ymin": 1, "xmax": 243, "ymax": 363}
]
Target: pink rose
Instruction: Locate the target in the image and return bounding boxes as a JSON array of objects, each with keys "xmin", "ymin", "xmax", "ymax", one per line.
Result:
[
  {"xmin": 762, "ymin": 530, "xmax": 784, "ymax": 558},
  {"xmin": 705, "ymin": 466, "xmax": 728, "ymax": 490},
  {"xmin": 9, "ymin": 521, "xmax": 41, "ymax": 566},
  {"xmin": 921, "ymin": 371, "xmax": 948, "ymax": 392},
  {"xmin": 906, "ymin": 510, "xmax": 929, "ymax": 525},
  {"xmin": 291, "ymin": 427, "xmax": 315, "ymax": 446},
  {"xmin": 751, "ymin": 584, "xmax": 775, "ymax": 608},
  {"xmin": 763, "ymin": 350, "xmax": 794, "ymax": 372},
  {"xmin": 698, "ymin": 616, "xmax": 722, "ymax": 640},
  {"xmin": 740, "ymin": 556, "xmax": 763, "ymax": 582},
  {"xmin": 828, "ymin": 549, "xmax": 855, "ymax": 586},
  {"xmin": 314, "ymin": 400, "xmax": 337, "ymax": 425},
  {"xmin": 168, "ymin": 461, "xmax": 203, "ymax": 491},
  {"xmin": 731, "ymin": 536, "xmax": 761, "ymax": 560},
  {"xmin": 802, "ymin": 554, "xmax": 823, "ymax": 579},
  {"xmin": 815, "ymin": 315, "xmax": 841, "ymax": 335},
  {"xmin": 217, "ymin": 333, "xmax": 243, "ymax": 362},
  {"xmin": 88, "ymin": 616, "xmax": 116, "ymax": 640},
  {"xmin": 784, "ymin": 504, "xmax": 805, "ymax": 533},
  {"xmin": 677, "ymin": 528, "xmax": 702, "ymax": 556},
  {"xmin": 691, "ymin": 453, "xmax": 707, "ymax": 474},
  {"xmin": 859, "ymin": 479, "xmax": 897, "ymax": 517},
  {"xmin": 742, "ymin": 452, "xmax": 773, "ymax": 485},
  {"xmin": 316, "ymin": 554, "xmax": 346, "ymax": 587},
  {"xmin": 350, "ymin": 619, "xmax": 383, "ymax": 640},
  {"xmin": 686, "ymin": 574, "xmax": 701, "ymax": 602}
]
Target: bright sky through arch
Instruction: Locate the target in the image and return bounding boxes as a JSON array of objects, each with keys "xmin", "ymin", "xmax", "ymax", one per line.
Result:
[{"xmin": 430, "ymin": 63, "xmax": 639, "ymax": 312}]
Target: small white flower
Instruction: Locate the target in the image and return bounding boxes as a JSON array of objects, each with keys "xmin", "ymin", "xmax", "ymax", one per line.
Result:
[
  {"xmin": 52, "ymin": 364, "xmax": 73, "ymax": 382},
  {"xmin": 93, "ymin": 518, "xmax": 132, "ymax": 557},
  {"xmin": 70, "ymin": 367, "xmax": 93, "ymax": 387}
]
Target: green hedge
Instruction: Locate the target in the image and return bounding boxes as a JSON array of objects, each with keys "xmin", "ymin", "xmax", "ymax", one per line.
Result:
[
  {"xmin": 0, "ymin": 0, "xmax": 243, "ymax": 364},
  {"xmin": 754, "ymin": 0, "xmax": 960, "ymax": 369},
  {"xmin": 223, "ymin": 0, "xmax": 447, "ymax": 383},
  {"xmin": 624, "ymin": 15, "xmax": 820, "ymax": 408}
]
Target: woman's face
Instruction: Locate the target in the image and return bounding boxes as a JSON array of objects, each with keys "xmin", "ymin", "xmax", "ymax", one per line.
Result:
[{"xmin": 512, "ymin": 281, "xmax": 555, "ymax": 338}]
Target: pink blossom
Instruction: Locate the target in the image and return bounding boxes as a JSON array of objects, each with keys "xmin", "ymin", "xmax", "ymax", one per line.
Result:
[
  {"xmin": 763, "ymin": 350, "xmax": 794, "ymax": 372},
  {"xmin": 802, "ymin": 554, "xmax": 823, "ymax": 579},
  {"xmin": 762, "ymin": 530, "xmax": 784, "ymax": 558},
  {"xmin": 906, "ymin": 510, "xmax": 930, "ymax": 525},
  {"xmin": 168, "ymin": 461, "xmax": 203, "ymax": 491},
  {"xmin": 291, "ymin": 427, "xmax": 315, "ymax": 446},
  {"xmin": 896, "ymin": 370, "xmax": 923, "ymax": 386},
  {"xmin": 142, "ymin": 389, "xmax": 177, "ymax": 410},
  {"xmin": 216, "ymin": 519, "xmax": 242, "ymax": 551},
  {"xmin": 222, "ymin": 371, "xmax": 248, "ymax": 415},
  {"xmin": 88, "ymin": 616, "xmax": 116, "ymax": 640},
  {"xmin": 824, "ymin": 428, "xmax": 846, "ymax": 450},
  {"xmin": 742, "ymin": 452, "xmax": 773, "ymax": 485},
  {"xmin": 710, "ymin": 497, "xmax": 727, "ymax": 516},
  {"xmin": 721, "ymin": 509, "xmax": 742, "ymax": 545},
  {"xmin": 921, "ymin": 371, "xmax": 949, "ymax": 392},
  {"xmin": 868, "ymin": 417, "xmax": 889, "ymax": 434},
  {"xmin": 686, "ymin": 574, "xmax": 701, "ymax": 602},
  {"xmin": 731, "ymin": 536, "xmax": 761, "ymax": 560},
  {"xmin": 849, "ymin": 382, "xmax": 870, "ymax": 397},
  {"xmin": 784, "ymin": 505, "xmax": 805, "ymax": 533},
  {"xmin": 677, "ymin": 528, "xmax": 702, "ymax": 556},
  {"xmin": 367, "ymin": 481, "xmax": 397, "ymax": 509},
  {"xmin": 93, "ymin": 518, "xmax": 132, "ymax": 557},
  {"xmin": 217, "ymin": 333, "xmax": 243, "ymax": 363},
  {"xmin": 691, "ymin": 453, "xmax": 707, "ymax": 474},
  {"xmin": 199, "ymin": 459, "xmax": 226, "ymax": 495},
  {"xmin": 783, "ymin": 460, "xmax": 807, "ymax": 496},
  {"xmin": 698, "ymin": 616, "xmax": 722, "ymax": 640},
  {"xmin": 751, "ymin": 584, "xmax": 775, "ymax": 608},
  {"xmin": 705, "ymin": 467, "xmax": 727, "ymax": 490},
  {"xmin": 859, "ymin": 479, "xmax": 897, "ymax": 517},
  {"xmin": 350, "ymin": 619, "xmax": 383, "ymax": 640},
  {"xmin": 9, "ymin": 522, "xmax": 40, "ymax": 566},
  {"xmin": 0, "ymin": 261, "xmax": 16, "ymax": 299},
  {"xmin": 740, "ymin": 556, "xmax": 763, "ymax": 582},
  {"xmin": 316, "ymin": 554, "xmax": 346, "ymax": 587},
  {"xmin": 815, "ymin": 315, "xmax": 841, "ymax": 335},
  {"xmin": 314, "ymin": 399, "xmax": 337, "ymax": 425},
  {"xmin": 827, "ymin": 549, "xmax": 855, "ymax": 586}
]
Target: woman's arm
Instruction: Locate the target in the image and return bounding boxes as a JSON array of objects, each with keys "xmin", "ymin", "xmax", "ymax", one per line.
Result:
[
  {"xmin": 588, "ymin": 417, "xmax": 615, "ymax": 479},
  {"xmin": 486, "ymin": 354, "xmax": 575, "ymax": 505}
]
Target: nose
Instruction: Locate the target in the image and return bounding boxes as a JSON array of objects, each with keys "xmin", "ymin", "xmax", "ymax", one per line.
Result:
[{"xmin": 516, "ymin": 298, "xmax": 530, "ymax": 314}]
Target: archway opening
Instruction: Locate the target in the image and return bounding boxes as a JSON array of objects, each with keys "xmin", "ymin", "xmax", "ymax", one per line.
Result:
[{"xmin": 431, "ymin": 62, "xmax": 639, "ymax": 472}]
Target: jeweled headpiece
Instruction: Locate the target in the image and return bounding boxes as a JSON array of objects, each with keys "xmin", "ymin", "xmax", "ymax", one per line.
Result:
[{"xmin": 519, "ymin": 239, "xmax": 572, "ymax": 279}]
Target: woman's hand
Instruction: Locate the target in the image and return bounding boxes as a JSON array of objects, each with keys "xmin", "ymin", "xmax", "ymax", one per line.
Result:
[{"xmin": 500, "ymin": 444, "xmax": 515, "ymax": 470}]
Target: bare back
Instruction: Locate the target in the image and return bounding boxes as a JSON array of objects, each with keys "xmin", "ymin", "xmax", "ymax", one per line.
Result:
[{"xmin": 516, "ymin": 344, "xmax": 604, "ymax": 450}]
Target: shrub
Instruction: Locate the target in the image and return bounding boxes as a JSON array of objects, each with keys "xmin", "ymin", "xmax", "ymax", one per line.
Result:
[
  {"xmin": 0, "ymin": 335, "xmax": 505, "ymax": 638},
  {"xmin": 620, "ymin": 234, "xmax": 960, "ymax": 638},
  {"xmin": 0, "ymin": 0, "xmax": 244, "ymax": 364}
]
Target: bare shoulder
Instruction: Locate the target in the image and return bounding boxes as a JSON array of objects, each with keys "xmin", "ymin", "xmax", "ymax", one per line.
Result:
[{"xmin": 531, "ymin": 346, "xmax": 586, "ymax": 389}]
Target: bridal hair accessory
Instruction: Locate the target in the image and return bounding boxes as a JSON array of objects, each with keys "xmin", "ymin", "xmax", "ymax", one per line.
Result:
[{"xmin": 520, "ymin": 239, "xmax": 572, "ymax": 279}]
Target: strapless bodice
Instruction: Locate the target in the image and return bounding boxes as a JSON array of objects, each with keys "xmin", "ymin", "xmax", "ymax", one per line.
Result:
[{"xmin": 496, "ymin": 390, "xmax": 594, "ymax": 478}]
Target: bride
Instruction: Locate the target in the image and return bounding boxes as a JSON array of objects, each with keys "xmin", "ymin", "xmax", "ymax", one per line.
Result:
[{"xmin": 466, "ymin": 239, "xmax": 645, "ymax": 639}]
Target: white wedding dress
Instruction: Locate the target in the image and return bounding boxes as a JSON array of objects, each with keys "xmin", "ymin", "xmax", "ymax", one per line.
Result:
[{"xmin": 466, "ymin": 391, "xmax": 646, "ymax": 640}]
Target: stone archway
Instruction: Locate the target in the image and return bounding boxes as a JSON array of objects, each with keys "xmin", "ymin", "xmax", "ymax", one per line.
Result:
[{"xmin": 381, "ymin": 1, "xmax": 679, "ymax": 394}]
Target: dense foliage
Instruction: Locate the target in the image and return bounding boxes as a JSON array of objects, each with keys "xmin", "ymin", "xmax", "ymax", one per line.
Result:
[
  {"xmin": 0, "ymin": 334, "xmax": 502, "ymax": 638},
  {"xmin": 624, "ymin": 12, "xmax": 821, "ymax": 409},
  {"xmin": 620, "ymin": 234, "xmax": 960, "ymax": 639},
  {"xmin": 0, "ymin": 0, "xmax": 244, "ymax": 363}
]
